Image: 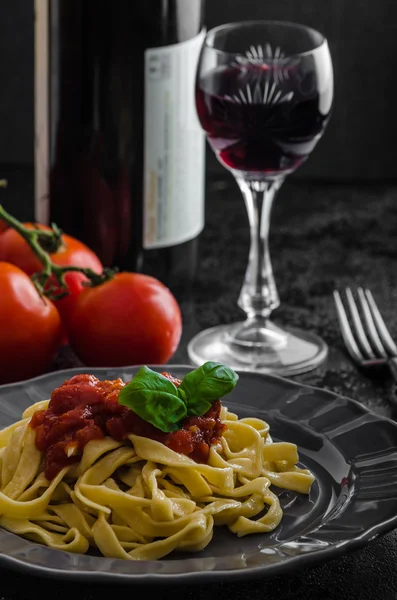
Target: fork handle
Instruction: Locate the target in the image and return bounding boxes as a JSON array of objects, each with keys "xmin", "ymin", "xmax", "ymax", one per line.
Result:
[
  {"xmin": 388, "ymin": 357, "xmax": 397, "ymax": 381},
  {"xmin": 387, "ymin": 358, "xmax": 397, "ymax": 405}
]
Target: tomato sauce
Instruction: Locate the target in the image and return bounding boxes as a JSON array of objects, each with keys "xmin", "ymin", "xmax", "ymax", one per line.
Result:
[{"xmin": 30, "ymin": 373, "xmax": 226, "ymax": 480}]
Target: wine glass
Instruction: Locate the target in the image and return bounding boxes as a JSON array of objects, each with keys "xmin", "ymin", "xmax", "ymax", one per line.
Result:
[{"xmin": 188, "ymin": 21, "xmax": 334, "ymax": 375}]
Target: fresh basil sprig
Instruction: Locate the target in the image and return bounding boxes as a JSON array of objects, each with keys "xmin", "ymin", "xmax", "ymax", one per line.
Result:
[
  {"xmin": 118, "ymin": 366, "xmax": 187, "ymax": 432},
  {"xmin": 118, "ymin": 362, "xmax": 238, "ymax": 433},
  {"xmin": 177, "ymin": 361, "xmax": 239, "ymax": 417}
]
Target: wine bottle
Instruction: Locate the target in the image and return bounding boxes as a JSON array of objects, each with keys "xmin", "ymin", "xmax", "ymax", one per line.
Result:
[{"xmin": 34, "ymin": 0, "xmax": 206, "ymax": 300}]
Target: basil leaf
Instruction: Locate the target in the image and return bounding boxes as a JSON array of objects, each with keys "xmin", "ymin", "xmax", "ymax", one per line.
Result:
[
  {"xmin": 178, "ymin": 361, "xmax": 239, "ymax": 416},
  {"xmin": 118, "ymin": 366, "xmax": 187, "ymax": 433}
]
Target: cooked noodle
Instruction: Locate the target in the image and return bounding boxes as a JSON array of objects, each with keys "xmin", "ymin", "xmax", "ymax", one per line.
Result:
[{"xmin": 0, "ymin": 401, "xmax": 314, "ymax": 560}]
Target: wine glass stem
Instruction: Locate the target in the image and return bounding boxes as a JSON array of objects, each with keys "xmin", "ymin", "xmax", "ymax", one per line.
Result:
[{"xmin": 236, "ymin": 177, "xmax": 284, "ymax": 320}]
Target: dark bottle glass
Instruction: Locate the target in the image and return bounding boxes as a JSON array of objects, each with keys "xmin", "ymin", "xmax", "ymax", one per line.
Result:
[{"xmin": 35, "ymin": 0, "xmax": 206, "ymax": 300}]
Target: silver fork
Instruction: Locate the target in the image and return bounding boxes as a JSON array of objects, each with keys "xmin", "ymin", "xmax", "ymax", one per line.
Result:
[{"xmin": 333, "ymin": 288, "xmax": 397, "ymax": 390}]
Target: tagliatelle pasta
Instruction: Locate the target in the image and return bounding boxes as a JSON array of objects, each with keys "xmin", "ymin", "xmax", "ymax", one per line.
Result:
[{"xmin": 0, "ymin": 398, "xmax": 314, "ymax": 560}]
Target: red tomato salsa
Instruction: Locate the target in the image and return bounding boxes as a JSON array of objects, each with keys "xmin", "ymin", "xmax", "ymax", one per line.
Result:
[{"xmin": 30, "ymin": 373, "xmax": 226, "ymax": 480}]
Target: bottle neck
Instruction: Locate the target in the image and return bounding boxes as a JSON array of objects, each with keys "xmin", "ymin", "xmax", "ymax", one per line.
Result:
[{"xmin": 161, "ymin": 0, "xmax": 205, "ymax": 44}]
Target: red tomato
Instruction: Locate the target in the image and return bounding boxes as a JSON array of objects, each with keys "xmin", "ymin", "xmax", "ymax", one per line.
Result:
[
  {"xmin": 0, "ymin": 263, "xmax": 62, "ymax": 384},
  {"xmin": 0, "ymin": 224, "xmax": 103, "ymax": 328},
  {"xmin": 67, "ymin": 273, "xmax": 182, "ymax": 366}
]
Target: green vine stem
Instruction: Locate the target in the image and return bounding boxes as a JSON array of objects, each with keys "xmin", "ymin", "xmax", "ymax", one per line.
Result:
[{"xmin": 0, "ymin": 204, "xmax": 115, "ymax": 299}]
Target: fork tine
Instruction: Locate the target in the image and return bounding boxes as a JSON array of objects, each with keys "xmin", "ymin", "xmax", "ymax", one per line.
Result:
[
  {"xmin": 357, "ymin": 288, "xmax": 388, "ymax": 358},
  {"xmin": 345, "ymin": 288, "xmax": 374, "ymax": 359},
  {"xmin": 364, "ymin": 289, "xmax": 397, "ymax": 356},
  {"xmin": 333, "ymin": 290, "xmax": 365, "ymax": 364}
]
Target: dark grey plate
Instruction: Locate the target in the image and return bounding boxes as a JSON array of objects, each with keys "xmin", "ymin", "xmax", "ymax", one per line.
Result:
[{"xmin": 0, "ymin": 365, "xmax": 397, "ymax": 585}]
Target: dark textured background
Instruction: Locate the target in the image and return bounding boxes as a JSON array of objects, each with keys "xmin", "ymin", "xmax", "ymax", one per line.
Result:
[{"xmin": 1, "ymin": 0, "xmax": 397, "ymax": 180}]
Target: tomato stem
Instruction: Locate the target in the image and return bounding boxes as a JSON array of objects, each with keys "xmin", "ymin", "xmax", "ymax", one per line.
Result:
[{"xmin": 0, "ymin": 204, "xmax": 115, "ymax": 299}]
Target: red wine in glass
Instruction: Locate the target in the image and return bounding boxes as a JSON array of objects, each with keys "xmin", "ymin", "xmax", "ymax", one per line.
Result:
[
  {"xmin": 196, "ymin": 64, "xmax": 331, "ymax": 175},
  {"xmin": 189, "ymin": 21, "xmax": 334, "ymax": 377}
]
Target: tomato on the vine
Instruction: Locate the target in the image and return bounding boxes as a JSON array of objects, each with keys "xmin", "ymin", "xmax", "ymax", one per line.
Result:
[
  {"xmin": 0, "ymin": 224, "xmax": 103, "ymax": 328},
  {"xmin": 67, "ymin": 273, "xmax": 182, "ymax": 366},
  {"xmin": 0, "ymin": 263, "xmax": 62, "ymax": 384}
]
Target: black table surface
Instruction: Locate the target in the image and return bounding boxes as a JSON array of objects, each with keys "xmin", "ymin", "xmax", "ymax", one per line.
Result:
[{"xmin": 2, "ymin": 170, "xmax": 397, "ymax": 599}]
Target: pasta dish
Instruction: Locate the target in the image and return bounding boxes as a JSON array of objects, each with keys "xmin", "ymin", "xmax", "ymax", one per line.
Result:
[{"xmin": 0, "ymin": 363, "xmax": 314, "ymax": 560}]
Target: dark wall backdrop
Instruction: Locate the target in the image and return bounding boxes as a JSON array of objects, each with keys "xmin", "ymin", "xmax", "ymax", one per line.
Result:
[
  {"xmin": 0, "ymin": 0, "xmax": 34, "ymax": 166},
  {"xmin": 0, "ymin": 0, "xmax": 396, "ymax": 181}
]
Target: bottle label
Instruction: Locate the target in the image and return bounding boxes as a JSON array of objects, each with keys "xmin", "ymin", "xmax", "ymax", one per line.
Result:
[{"xmin": 143, "ymin": 29, "xmax": 206, "ymax": 249}]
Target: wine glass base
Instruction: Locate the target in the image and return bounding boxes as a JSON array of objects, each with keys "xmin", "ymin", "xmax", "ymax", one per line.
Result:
[{"xmin": 187, "ymin": 322, "xmax": 328, "ymax": 377}]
